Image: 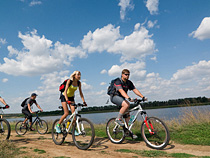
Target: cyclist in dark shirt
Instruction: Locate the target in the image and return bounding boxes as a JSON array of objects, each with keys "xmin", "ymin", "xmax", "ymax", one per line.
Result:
[
  {"xmin": 22, "ymin": 93, "xmax": 43, "ymax": 131},
  {"xmin": 110, "ymin": 69, "xmax": 147, "ymax": 138}
]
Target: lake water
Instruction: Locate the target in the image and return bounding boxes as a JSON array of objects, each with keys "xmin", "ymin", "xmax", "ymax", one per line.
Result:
[{"xmin": 7, "ymin": 105, "xmax": 210, "ymax": 124}]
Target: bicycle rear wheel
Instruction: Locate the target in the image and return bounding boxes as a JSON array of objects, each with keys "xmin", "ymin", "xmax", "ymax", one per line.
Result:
[
  {"xmin": 106, "ymin": 118, "xmax": 125, "ymax": 144},
  {"xmin": 0, "ymin": 118, "xmax": 11, "ymax": 140},
  {"xmin": 141, "ymin": 117, "xmax": 170, "ymax": 150},
  {"xmin": 36, "ymin": 119, "xmax": 48, "ymax": 135},
  {"xmin": 15, "ymin": 121, "xmax": 27, "ymax": 135},
  {"xmin": 72, "ymin": 118, "xmax": 95, "ymax": 150},
  {"xmin": 52, "ymin": 119, "xmax": 66, "ymax": 145}
]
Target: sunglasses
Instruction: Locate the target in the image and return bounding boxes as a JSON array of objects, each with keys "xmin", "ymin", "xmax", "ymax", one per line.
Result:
[{"xmin": 124, "ymin": 73, "xmax": 130, "ymax": 76}]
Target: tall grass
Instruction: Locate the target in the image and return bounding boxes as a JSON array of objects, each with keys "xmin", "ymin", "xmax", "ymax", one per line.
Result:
[{"xmin": 166, "ymin": 107, "xmax": 210, "ymax": 145}]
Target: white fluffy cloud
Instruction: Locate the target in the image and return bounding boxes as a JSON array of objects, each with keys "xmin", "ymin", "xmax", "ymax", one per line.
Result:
[
  {"xmin": 118, "ymin": 0, "xmax": 134, "ymax": 20},
  {"xmin": 82, "ymin": 23, "xmax": 156, "ymax": 62},
  {"xmin": 189, "ymin": 17, "xmax": 210, "ymax": 40},
  {"xmin": 145, "ymin": 0, "xmax": 159, "ymax": 15},
  {"xmin": 147, "ymin": 20, "xmax": 158, "ymax": 28},
  {"xmin": 2, "ymin": 78, "xmax": 8, "ymax": 83},
  {"xmin": 108, "ymin": 23, "xmax": 156, "ymax": 62},
  {"xmin": 100, "ymin": 69, "xmax": 107, "ymax": 74},
  {"xmin": 81, "ymin": 24, "xmax": 121, "ymax": 53},
  {"xmin": 108, "ymin": 61, "xmax": 146, "ymax": 80},
  {"xmin": 0, "ymin": 30, "xmax": 86, "ymax": 76},
  {"xmin": 171, "ymin": 60, "xmax": 210, "ymax": 84}
]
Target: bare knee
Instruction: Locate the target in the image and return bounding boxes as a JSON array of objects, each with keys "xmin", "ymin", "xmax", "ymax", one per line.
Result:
[{"xmin": 121, "ymin": 100, "xmax": 130, "ymax": 109}]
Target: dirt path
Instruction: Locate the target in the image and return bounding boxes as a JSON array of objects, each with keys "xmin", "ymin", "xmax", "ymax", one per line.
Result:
[{"xmin": 9, "ymin": 131, "xmax": 210, "ymax": 158}]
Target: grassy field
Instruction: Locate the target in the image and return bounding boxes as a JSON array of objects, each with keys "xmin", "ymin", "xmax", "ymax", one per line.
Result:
[{"xmin": 1, "ymin": 107, "xmax": 210, "ymax": 157}]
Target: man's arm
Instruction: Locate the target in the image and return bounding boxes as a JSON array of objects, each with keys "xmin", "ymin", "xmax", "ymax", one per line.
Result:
[
  {"xmin": 118, "ymin": 89, "xmax": 130, "ymax": 99},
  {"xmin": 35, "ymin": 102, "xmax": 43, "ymax": 111},
  {"xmin": 133, "ymin": 88, "xmax": 144, "ymax": 98}
]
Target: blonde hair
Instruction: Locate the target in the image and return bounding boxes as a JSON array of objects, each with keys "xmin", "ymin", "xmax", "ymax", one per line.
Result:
[{"xmin": 70, "ymin": 71, "xmax": 81, "ymax": 80}]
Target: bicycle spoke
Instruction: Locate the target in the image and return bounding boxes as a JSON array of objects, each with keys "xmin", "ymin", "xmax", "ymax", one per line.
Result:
[
  {"xmin": 106, "ymin": 118, "xmax": 125, "ymax": 144},
  {"xmin": 0, "ymin": 119, "xmax": 10, "ymax": 140},
  {"xmin": 141, "ymin": 117, "xmax": 170, "ymax": 150},
  {"xmin": 72, "ymin": 118, "xmax": 95, "ymax": 150}
]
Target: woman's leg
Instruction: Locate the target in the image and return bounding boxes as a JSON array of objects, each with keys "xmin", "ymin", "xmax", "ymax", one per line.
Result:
[{"xmin": 58, "ymin": 102, "xmax": 69, "ymax": 125}]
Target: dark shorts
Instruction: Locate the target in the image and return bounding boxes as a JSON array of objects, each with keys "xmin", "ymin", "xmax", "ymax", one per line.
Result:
[
  {"xmin": 22, "ymin": 109, "xmax": 32, "ymax": 122},
  {"xmin": 110, "ymin": 95, "xmax": 125, "ymax": 109},
  {"xmin": 60, "ymin": 94, "xmax": 75, "ymax": 103}
]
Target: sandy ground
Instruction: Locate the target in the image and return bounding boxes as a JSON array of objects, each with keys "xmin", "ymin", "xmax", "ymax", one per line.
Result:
[{"xmin": 9, "ymin": 131, "xmax": 210, "ymax": 158}]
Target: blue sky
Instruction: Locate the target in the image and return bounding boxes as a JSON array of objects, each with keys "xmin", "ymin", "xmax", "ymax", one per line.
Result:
[{"xmin": 0, "ymin": 0, "xmax": 210, "ymax": 113}]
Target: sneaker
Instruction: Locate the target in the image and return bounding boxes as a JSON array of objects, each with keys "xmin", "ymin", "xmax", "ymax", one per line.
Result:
[
  {"xmin": 71, "ymin": 129, "xmax": 79, "ymax": 136},
  {"xmin": 74, "ymin": 130, "xmax": 79, "ymax": 136},
  {"xmin": 55, "ymin": 125, "xmax": 61, "ymax": 133},
  {"xmin": 133, "ymin": 134, "xmax": 138, "ymax": 139},
  {"xmin": 115, "ymin": 118, "xmax": 125, "ymax": 126},
  {"xmin": 30, "ymin": 128, "xmax": 35, "ymax": 131}
]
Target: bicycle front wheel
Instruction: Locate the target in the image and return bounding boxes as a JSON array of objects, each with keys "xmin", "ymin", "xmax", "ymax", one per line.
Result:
[
  {"xmin": 52, "ymin": 119, "xmax": 66, "ymax": 145},
  {"xmin": 15, "ymin": 121, "xmax": 27, "ymax": 135},
  {"xmin": 0, "ymin": 118, "xmax": 11, "ymax": 140},
  {"xmin": 106, "ymin": 118, "xmax": 125, "ymax": 144},
  {"xmin": 72, "ymin": 118, "xmax": 95, "ymax": 150},
  {"xmin": 36, "ymin": 119, "xmax": 48, "ymax": 135},
  {"xmin": 141, "ymin": 117, "xmax": 170, "ymax": 150}
]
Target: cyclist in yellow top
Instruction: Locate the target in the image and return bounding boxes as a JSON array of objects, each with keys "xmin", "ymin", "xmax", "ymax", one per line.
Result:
[{"xmin": 55, "ymin": 71, "xmax": 87, "ymax": 134}]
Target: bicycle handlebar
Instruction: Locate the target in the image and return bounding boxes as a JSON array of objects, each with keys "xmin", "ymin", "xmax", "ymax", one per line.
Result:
[
  {"xmin": 0, "ymin": 105, "xmax": 10, "ymax": 110},
  {"xmin": 34, "ymin": 110, "xmax": 42, "ymax": 113},
  {"xmin": 58, "ymin": 103, "xmax": 86, "ymax": 110}
]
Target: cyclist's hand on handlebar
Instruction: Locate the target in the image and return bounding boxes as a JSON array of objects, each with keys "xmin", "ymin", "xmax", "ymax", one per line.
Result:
[
  {"xmin": 83, "ymin": 102, "xmax": 87, "ymax": 106},
  {"xmin": 67, "ymin": 100, "xmax": 71, "ymax": 105},
  {"xmin": 142, "ymin": 97, "xmax": 147, "ymax": 101},
  {"xmin": 128, "ymin": 98, "xmax": 134, "ymax": 102},
  {"xmin": 40, "ymin": 109, "xmax": 43, "ymax": 112},
  {"xmin": 3, "ymin": 104, "xmax": 10, "ymax": 109}
]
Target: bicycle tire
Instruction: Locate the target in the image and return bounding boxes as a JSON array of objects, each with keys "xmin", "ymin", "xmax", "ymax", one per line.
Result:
[
  {"xmin": 15, "ymin": 120, "xmax": 27, "ymax": 135},
  {"xmin": 36, "ymin": 119, "xmax": 48, "ymax": 135},
  {"xmin": 52, "ymin": 119, "xmax": 66, "ymax": 145},
  {"xmin": 0, "ymin": 118, "xmax": 11, "ymax": 140},
  {"xmin": 72, "ymin": 118, "xmax": 95, "ymax": 150},
  {"xmin": 106, "ymin": 118, "xmax": 125, "ymax": 144},
  {"xmin": 141, "ymin": 117, "xmax": 170, "ymax": 150}
]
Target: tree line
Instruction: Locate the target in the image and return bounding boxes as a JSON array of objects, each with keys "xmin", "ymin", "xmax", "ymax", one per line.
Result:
[{"xmin": 80, "ymin": 96, "xmax": 210, "ymax": 113}]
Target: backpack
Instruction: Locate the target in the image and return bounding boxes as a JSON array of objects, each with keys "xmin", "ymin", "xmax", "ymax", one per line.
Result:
[
  {"xmin": 21, "ymin": 97, "xmax": 29, "ymax": 107},
  {"xmin": 107, "ymin": 78, "xmax": 120, "ymax": 96},
  {"xmin": 59, "ymin": 79, "xmax": 80, "ymax": 92}
]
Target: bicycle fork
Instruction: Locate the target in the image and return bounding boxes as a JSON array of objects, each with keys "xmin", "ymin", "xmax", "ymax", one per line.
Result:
[{"xmin": 144, "ymin": 116, "xmax": 155, "ymax": 135}]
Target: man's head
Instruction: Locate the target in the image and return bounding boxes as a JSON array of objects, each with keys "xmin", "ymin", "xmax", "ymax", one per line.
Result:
[
  {"xmin": 121, "ymin": 69, "xmax": 130, "ymax": 81},
  {"xmin": 31, "ymin": 93, "xmax": 38, "ymax": 100}
]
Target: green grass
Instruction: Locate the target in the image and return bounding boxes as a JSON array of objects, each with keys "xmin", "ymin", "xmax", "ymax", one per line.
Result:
[
  {"xmin": 33, "ymin": 148, "xmax": 46, "ymax": 154},
  {"xmin": 115, "ymin": 149, "xmax": 209, "ymax": 158},
  {"xmin": 170, "ymin": 122, "xmax": 210, "ymax": 145},
  {"xmin": 0, "ymin": 141, "xmax": 20, "ymax": 158}
]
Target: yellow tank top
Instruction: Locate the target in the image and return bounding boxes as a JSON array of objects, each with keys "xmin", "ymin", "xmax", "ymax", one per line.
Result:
[{"xmin": 63, "ymin": 85, "xmax": 78, "ymax": 97}]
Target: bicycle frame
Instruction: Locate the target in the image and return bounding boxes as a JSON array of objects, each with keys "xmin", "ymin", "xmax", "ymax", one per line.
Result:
[
  {"xmin": 63, "ymin": 106, "xmax": 82, "ymax": 134},
  {"xmin": 25, "ymin": 111, "xmax": 42, "ymax": 128},
  {"xmin": 122, "ymin": 101, "xmax": 155, "ymax": 135}
]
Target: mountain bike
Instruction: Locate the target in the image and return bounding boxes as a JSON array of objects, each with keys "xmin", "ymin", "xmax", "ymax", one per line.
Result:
[
  {"xmin": 52, "ymin": 103, "xmax": 95, "ymax": 150},
  {"xmin": 106, "ymin": 99, "xmax": 170, "ymax": 150},
  {"xmin": 0, "ymin": 105, "xmax": 11, "ymax": 140},
  {"xmin": 15, "ymin": 110, "xmax": 48, "ymax": 135}
]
